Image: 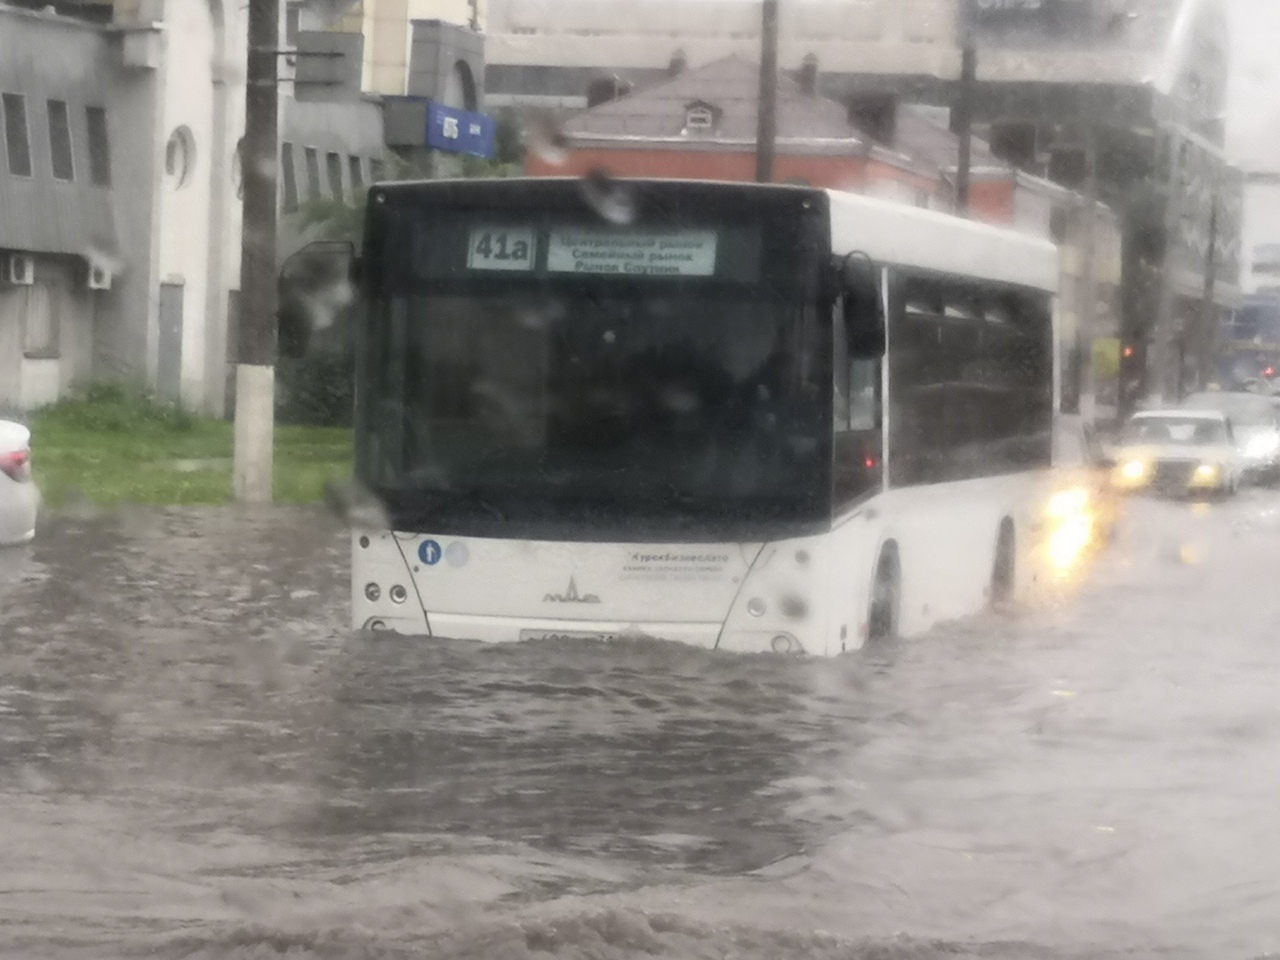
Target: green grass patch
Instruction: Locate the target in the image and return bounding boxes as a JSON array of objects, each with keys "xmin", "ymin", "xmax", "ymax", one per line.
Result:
[{"xmin": 31, "ymin": 386, "xmax": 352, "ymax": 507}]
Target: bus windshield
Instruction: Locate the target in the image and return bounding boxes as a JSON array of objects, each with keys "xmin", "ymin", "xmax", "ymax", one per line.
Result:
[{"xmin": 357, "ymin": 187, "xmax": 832, "ymax": 541}]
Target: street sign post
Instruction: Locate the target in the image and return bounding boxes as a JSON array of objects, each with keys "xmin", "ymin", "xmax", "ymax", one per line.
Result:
[{"xmin": 425, "ymin": 102, "xmax": 496, "ymax": 159}]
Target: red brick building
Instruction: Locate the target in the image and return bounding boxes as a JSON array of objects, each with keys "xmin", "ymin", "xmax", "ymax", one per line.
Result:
[
  {"xmin": 526, "ymin": 55, "xmax": 1112, "ymax": 262},
  {"xmin": 528, "ymin": 56, "xmax": 940, "ymax": 203}
]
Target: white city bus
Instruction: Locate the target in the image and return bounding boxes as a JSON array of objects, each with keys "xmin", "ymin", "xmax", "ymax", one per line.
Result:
[{"xmin": 347, "ymin": 178, "xmax": 1080, "ymax": 655}]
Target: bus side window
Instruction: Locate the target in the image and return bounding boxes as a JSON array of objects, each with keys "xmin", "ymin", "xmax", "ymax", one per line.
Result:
[
  {"xmin": 833, "ymin": 292, "xmax": 883, "ymax": 508},
  {"xmin": 849, "ymin": 358, "xmax": 878, "ymax": 430},
  {"xmin": 833, "ymin": 298, "xmax": 851, "ymax": 430}
]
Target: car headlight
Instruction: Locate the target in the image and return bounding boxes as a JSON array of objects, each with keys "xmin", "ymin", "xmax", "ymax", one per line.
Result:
[
  {"xmin": 1245, "ymin": 434, "xmax": 1279, "ymax": 458},
  {"xmin": 1192, "ymin": 463, "xmax": 1221, "ymax": 485},
  {"xmin": 1117, "ymin": 459, "xmax": 1149, "ymax": 483}
]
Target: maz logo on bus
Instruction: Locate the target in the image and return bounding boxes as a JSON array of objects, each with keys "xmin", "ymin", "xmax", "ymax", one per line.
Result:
[{"xmin": 544, "ymin": 576, "xmax": 602, "ymax": 604}]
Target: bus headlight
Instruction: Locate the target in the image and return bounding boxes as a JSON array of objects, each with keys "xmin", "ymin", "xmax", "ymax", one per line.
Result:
[
  {"xmin": 364, "ymin": 582, "xmax": 381, "ymax": 602},
  {"xmin": 1047, "ymin": 487, "xmax": 1094, "ymax": 573},
  {"xmin": 1048, "ymin": 487, "xmax": 1089, "ymax": 518},
  {"xmin": 1192, "ymin": 463, "xmax": 1221, "ymax": 486}
]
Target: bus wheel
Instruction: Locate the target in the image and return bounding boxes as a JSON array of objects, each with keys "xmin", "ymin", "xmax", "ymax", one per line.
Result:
[
  {"xmin": 867, "ymin": 545, "xmax": 900, "ymax": 645},
  {"xmin": 990, "ymin": 519, "xmax": 1016, "ymax": 606}
]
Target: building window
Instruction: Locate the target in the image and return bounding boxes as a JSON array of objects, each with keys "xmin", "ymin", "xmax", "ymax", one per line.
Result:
[
  {"xmin": 303, "ymin": 146, "xmax": 321, "ymax": 201},
  {"xmin": 2, "ymin": 93, "xmax": 32, "ymax": 177},
  {"xmin": 348, "ymin": 155, "xmax": 364, "ymax": 191},
  {"xmin": 326, "ymin": 150, "xmax": 344, "ymax": 199},
  {"xmin": 22, "ymin": 283, "xmax": 60, "ymax": 360},
  {"xmin": 285, "ymin": 1, "xmax": 302, "ymax": 44},
  {"xmin": 280, "ymin": 141, "xmax": 298, "ymax": 212},
  {"xmin": 86, "ymin": 106, "xmax": 110, "ymax": 186},
  {"xmin": 47, "ymin": 100, "xmax": 74, "ymax": 182},
  {"xmin": 685, "ymin": 106, "xmax": 715, "ymax": 132},
  {"xmin": 164, "ymin": 126, "xmax": 195, "ymax": 188}
]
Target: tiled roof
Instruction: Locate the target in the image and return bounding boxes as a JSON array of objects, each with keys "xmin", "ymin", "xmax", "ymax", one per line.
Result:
[
  {"xmin": 892, "ymin": 105, "xmax": 999, "ymax": 173},
  {"xmin": 563, "ymin": 55, "xmax": 863, "ymax": 145}
]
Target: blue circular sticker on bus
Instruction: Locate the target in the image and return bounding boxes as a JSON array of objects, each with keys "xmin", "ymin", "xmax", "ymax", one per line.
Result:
[{"xmin": 418, "ymin": 540, "xmax": 443, "ymax": 566}]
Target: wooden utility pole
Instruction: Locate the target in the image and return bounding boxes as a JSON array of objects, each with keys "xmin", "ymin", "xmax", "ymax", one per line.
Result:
[
  {"xmin": 755, "ymin": 0, "xmax": 779, "ymax": 183},
  {"xmin": 953, "ymin": 44, "xmax": 977, "ymax": 214},
  {"xmin": 234, "ymin": 0, "xmax": 281, "ymax": 503}
]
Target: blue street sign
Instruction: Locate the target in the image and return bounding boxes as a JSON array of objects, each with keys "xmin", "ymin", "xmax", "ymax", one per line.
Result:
[{"xmin": 426, "ymin": 101, "xmax": 496, "ymax": 159}]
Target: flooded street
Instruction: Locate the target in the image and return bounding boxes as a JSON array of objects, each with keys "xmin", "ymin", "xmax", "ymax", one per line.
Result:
[{"xmin": 2, "ymin": 495, "xmax": 1280, "ymax": 959}]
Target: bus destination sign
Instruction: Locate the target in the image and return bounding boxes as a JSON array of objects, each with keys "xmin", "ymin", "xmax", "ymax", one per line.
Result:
[{"xmin": 546, "ymin": 229, "xmax": 718, "ymax": 277}]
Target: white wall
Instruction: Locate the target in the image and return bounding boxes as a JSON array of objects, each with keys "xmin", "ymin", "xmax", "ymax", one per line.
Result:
[
  {"xmin": 1240, "ymin": 179, "xmax": 1280, "ymax": 294},
  {"xmin": 156, "ymin": 0, "xmax": 218, "ymax": 411},
  {"xmin": 202, "ymin": 0, "xmax": 248, "ymax": 417},
  {"xmin": 0, "ymin": 289, "xmax": 23, "ymax": 411}
]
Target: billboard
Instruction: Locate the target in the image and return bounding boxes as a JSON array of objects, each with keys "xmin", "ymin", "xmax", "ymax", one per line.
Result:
[
  {"xmin": 426, "ymin": 102, "xmax": 496, "ymax": 159},
  {"xmin": 961, "ymin": 0, "xmax": 1129, "ymax": 48}
]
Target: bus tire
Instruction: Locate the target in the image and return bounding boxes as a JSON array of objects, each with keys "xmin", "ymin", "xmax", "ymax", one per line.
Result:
[
  {"xmin": 990, "ymin": 519, "xmax": 1016, "ymax": 606},
  {"xmin": 867, "ymin": 544, "xmax": 900, "ymax": 645}
]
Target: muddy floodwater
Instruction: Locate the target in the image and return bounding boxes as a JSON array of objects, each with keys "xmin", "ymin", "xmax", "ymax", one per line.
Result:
[{"xmin": 1, "ymin": 494, "xmax": 1280, "ymax": 960}]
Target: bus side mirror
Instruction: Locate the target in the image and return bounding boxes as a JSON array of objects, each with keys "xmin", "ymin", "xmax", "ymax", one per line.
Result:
[
  {"xmin": 839, "ymin": 254, "xmax": 884, "ymax": 358},
  {"xmin": 278, "ymin": 240, "xmax": 358, "ymax": 359}
]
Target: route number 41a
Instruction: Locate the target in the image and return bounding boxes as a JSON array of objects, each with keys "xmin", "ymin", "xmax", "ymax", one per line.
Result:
[{"xmin": 467, "ymin": 227, "xmax": 535, "ymax": 271}]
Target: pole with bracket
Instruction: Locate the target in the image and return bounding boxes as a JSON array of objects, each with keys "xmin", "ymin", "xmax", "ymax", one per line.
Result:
[
  {"xmin": 755, "ymin": 0, "xmax": 779, "ymax": 183},
  {"xmin": 234, "ymin": 0, "xmax": 281, "ymax": 503},
  {"xmin": 954, "ymin": 43, "xmax": 976, "ymax": 215}
]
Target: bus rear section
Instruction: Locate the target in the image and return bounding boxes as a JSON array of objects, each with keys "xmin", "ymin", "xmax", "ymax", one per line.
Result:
[{"xmin": 348, "ymin": 178, "xmax": 1074, "ymax": 655}]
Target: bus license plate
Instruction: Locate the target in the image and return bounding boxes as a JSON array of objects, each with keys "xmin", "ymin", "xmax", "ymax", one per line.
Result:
[{"xmin": 519, "ymin": 629, "xmax": 619, "ymax": 643}]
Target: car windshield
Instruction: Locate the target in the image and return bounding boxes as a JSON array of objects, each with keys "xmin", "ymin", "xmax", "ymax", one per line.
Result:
[
  {"xmin": 1122, "ymin": 416, "xmax": 1227, "ymax": 446},
  {"xmin": 1182, "ymin": 392, "xmax": 1277, "ymax": 427}
]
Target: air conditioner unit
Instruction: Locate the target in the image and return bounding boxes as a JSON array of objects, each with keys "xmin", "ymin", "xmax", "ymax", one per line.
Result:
[
  {"xmin": 6, "ymin": 254, "xmax": 34, "ymax": 286},
  {"xmin": 87, "ymin": 259, "xmax": 113, "ymax": 291}
]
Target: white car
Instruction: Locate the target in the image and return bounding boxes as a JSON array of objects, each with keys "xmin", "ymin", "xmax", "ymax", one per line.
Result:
[
  {"xmin": 1108, "ymin": 409, "xmax": 1244, "ymax": 498},
  {"xmin": 0, "ymin": 420, "xmax": 38, "ymax": 545}
]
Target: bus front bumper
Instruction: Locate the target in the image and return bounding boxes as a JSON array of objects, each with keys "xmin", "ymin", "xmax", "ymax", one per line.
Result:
[{"xmin": 359, "ymin": 612, "xmax": 808, "ymax": 655}]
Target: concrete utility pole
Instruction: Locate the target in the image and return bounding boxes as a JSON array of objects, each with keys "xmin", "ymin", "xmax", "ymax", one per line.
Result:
[
  {"xmin": 234, "ymin": 0, "xmax": 281, "ymax": 503},
  {"xmin": 953, "ymin": 43, "xmax": 977, "ymax": 215},
  {"xmin": 755, "ymin": 0, "xmax": 779, "ymax": 183},
  {"xmin": 1152, "ymin": 127, "xmax": 1187, "ymax": 405},
  {"xmin": 1077, "ymin": 125, "xmax": 1100, "ymax": 424},
  {"xmin": 1196, "ymin": 196, "xmax": 1219, "ymax": 391}
]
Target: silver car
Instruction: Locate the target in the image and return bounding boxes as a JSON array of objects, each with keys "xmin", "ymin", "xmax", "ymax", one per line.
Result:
[
  {"xmin": 1181, "ymin": 391, "xmax": 1280, "ymax": 484},
  {"xmin": 0, "ymin": 419, "xmax": 38, "ymax": 545}
]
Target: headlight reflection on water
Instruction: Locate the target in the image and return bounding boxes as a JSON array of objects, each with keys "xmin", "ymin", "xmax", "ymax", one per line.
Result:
[{"xmin": 1047, "ymin": 487, "xmax": 1095, "ymax": 574}]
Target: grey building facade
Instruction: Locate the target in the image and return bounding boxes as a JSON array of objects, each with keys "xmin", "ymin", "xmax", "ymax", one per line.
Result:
[{"xmin": 0, "ymin": 4, "xmax": 159, "ymax": 411}]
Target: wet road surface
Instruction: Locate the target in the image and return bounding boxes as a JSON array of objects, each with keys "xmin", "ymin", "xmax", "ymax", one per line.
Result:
[{"xmin": 1, "ymin": 494, "xmax": 1279, "ymax": 959}]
